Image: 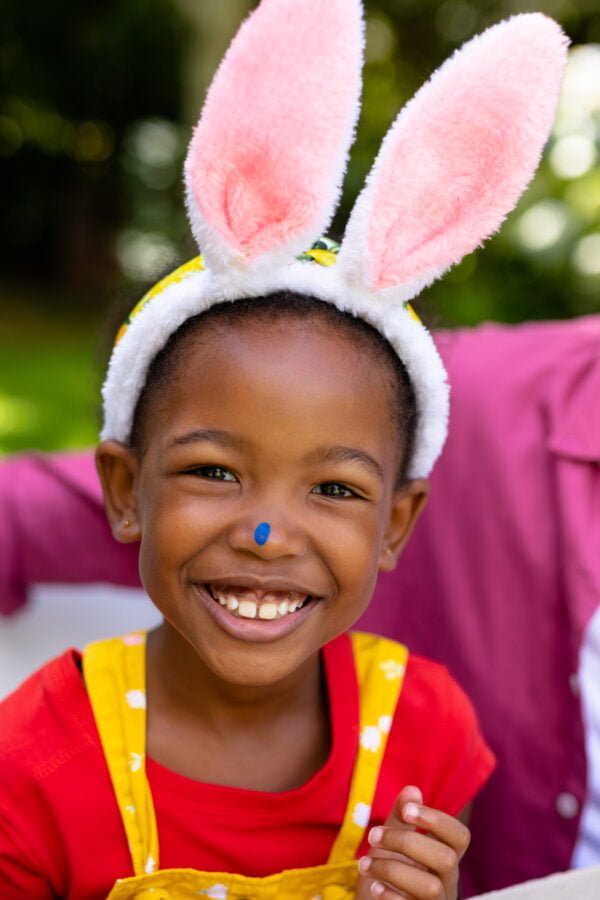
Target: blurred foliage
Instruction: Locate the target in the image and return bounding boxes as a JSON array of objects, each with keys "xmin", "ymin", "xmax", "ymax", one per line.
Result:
[
  {"xmin": 0, "ymin": 0, "xmax": 189, "ymax": 302},
  {"xmin": 1, "ymin": 0, "xmax": 599, "ymax": 452},
  {"xmin": 0, "ymin": 305, "xmax": 100, "ymax": 454},
  {"xmin": 348, "ymin": 0, "xmax": 600, "ymax": 326}
]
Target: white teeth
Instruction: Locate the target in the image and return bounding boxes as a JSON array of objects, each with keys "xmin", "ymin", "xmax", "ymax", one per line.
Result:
[
  {"xmin": 238, "ymin": 600, "xmax": 257, "ymax": 619},
  {"xmin": 258, "ymin": 603, "xmax": 278, "ymax": 620},
  {"xmin": 208, "ymin": 587, "xmax": 311, "ymax": 620}
]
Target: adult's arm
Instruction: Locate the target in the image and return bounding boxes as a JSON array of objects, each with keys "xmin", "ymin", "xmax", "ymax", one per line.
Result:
[
  {"xmin": 0, "ymin": 451, "xmax": 140, "ymax": 616},
  {"xmin": 360, "ymin": 314, "xmax": 600, "ymax": 894}
]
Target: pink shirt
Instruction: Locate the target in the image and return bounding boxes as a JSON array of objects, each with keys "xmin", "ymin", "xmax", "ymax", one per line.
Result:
[{"xmin": 2, "ymin": 316, "xmax": 599, "ymax": 893}]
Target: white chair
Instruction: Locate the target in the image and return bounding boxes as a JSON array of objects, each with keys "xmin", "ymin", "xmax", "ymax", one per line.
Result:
[{"xmin": 472, "ymin": 865, "xmax": 600, "ymax": 899}]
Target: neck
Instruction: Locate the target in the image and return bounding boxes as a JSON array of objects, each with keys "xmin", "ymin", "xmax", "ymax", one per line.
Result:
[
  {"xmin": 145, "ymin": 621, "xmax": 331, "ymax": 791},
  {"xmin": 146, "ymin": 621, "xmax": 324, "ymax": 732}
]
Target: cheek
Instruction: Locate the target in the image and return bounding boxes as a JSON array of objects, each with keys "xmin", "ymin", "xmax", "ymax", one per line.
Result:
[
  {"xmin": 320, "ymin": 509, "xmax": 385, "ymax": 607},
  {"xmin": 137, "ymin": 485, "xmax": 205, "ymax": 584}
]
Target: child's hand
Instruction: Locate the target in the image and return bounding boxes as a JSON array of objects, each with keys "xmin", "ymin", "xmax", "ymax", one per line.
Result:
[{"xmin": 356, "ymin": 786, "xmax": 470, "ymax": 899}]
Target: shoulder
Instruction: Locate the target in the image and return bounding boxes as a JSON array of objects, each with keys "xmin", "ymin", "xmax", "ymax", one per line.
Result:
[
  {"xmin": 436, "ymin": 317, "xmax": 600, "ymax": 400},
  {"xmin": 0, "ymin": 651, "xmax": 101, "ymax": 895},
  {"xmin": 348, "ymin": 632, "xmax": 486, "ymax": 755},
  {"xmin": 0, "ymin": 650, "xmax": 96, "ymax": 787},
  {"xmin": 383, "ymin": 652, "xmax": 496, "ymax": 815},
  {"xmin": 400, "ymin": 654, "xmax": 489, "ymax": 746},
  {"xmin": 400, "ymin": 653, "xmax": 475, "ymax": 719}
]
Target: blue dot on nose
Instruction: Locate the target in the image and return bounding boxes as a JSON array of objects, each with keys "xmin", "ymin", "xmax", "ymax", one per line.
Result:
[{"xmin": 254, "ymin": 522, "xmax": 271, "ymax": 546}]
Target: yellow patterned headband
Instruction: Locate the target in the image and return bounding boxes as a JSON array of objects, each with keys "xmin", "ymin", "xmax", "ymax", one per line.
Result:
[{"xmin": 115, "ymin": 238, "xmax": 421, "ymax": 347}]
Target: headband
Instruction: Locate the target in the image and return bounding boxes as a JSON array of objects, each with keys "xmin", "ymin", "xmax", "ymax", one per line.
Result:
[{"xmin": 101, "ymin": 0, "xmax": 567, "ymax": 478}]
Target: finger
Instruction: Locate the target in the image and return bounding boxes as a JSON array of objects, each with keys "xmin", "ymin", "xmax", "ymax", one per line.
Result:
[
  {"xmin": 367, "ymin": 786, "xmax": 427, "ymax": 872},
  {"xmin": 383, "ymin": 785, "xmax": 424, "ymax": 831},
  {"xmin": 402, "ymin": 802, "xmax": 471, "ymax": 859},
  {"xmin": 370, "ymin": 885, "xmax": 412, "ymax": 900},
  {"xmin": 368, "ymin": 826, "xmax": 458, "ymax": 877},
  {"xmin": 359, "ymin": 854, "xmax": 444, "ymax": 898}
]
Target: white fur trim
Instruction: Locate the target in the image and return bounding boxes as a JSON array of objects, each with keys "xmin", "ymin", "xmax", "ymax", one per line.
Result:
[{"xmin": 101, "ymin": 263, "xmax": 449, "ymax": 479}]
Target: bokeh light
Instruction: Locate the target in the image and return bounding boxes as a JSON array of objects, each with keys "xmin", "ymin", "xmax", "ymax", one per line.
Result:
[
  {"xmin": 366, "ymin": 15, "xmax": 397, "ymax": 63},
  {"xmin": 517, "ymin": 200, "xmax": 570, "ymax": 252},
  {"xmin": 434, "ymin": 0, "xmax": 477, "ymax": 42},
  {"xmin": 116, "ymin": 229, "xmax": 178, "ymax": 281},
  {"xmin": 550, "ymin": 134, "xmax": 597, "ymax": 179},
  {"xmin": 0, "ymin": 393, "xmax": 37, "ymax": 445},
  {"xmin": 549, "ymin": 46, "xmax": 600, "ymax": 179},
  {"xmin": 572, "ymin": 232, "xmax": 600, "ymax": 276},
  {"xmin": 126, "ymin": 118, "xmax": 180, "ymax": 169},
  {"xmin": 511, "ymin": 42, "xmax": 600, "ymax": 285}
]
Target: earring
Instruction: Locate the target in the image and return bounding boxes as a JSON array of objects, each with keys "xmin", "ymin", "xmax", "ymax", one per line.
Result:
[
  {"xmin": 384, "ymin": 548, "xmax": 394, "ymax": 558},
  {"xmin": 123, "ymin": 519, "xmax": 131, "ymax": 529}
]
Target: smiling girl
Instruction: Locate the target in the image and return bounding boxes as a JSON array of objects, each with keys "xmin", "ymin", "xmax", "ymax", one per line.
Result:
[{"xmin": 0, "ymin": 2, "xmax": 567, "ymax": 898}]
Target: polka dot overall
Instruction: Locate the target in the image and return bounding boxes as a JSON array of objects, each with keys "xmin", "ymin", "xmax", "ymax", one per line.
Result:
[{"xmin": 83, "ymin": 631, "xmax": 409, "ymax": 900}]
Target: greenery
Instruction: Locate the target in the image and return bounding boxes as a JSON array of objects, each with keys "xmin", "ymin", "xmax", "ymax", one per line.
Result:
[
  {"xmin": 1, "ymin": 0, "xmax": 599, "ymax": 453},
  {"xmin": 0, "ymin": 300, "xmax": 101, "ymax": 454}
]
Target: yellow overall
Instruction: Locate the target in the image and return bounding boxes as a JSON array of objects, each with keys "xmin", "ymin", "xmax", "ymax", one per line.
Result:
[{"xmin": 83, "ymin": 631, "xmax": 409, "ymax": 900}]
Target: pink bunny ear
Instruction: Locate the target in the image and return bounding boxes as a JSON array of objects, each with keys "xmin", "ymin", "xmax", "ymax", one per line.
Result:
[
  {"xmin": 185, "ymin": 0, "xmax": 364, "ymax": 273},
  {"xmin": 338, "ymin": 13, "xmax": 568, "ymax": 299}
]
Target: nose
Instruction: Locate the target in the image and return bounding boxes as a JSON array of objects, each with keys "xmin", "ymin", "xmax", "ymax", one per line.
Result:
[{"xmin": 226, "ymin": 513, "xmax": 307, "ymax": 560}]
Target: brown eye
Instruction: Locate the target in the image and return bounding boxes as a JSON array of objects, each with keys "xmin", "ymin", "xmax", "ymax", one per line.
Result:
[
  {"xmin": 186, "ymin": 465, "xmax": 237, "ymax": 482},
  {"xmin": 312, "ymin": 482, "xmax": 356, "ymax": 499}
]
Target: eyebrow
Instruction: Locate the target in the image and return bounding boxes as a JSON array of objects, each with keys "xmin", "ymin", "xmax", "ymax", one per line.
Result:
[
  {"xmin": 308, "ymin": 445, "xmax": 385, "ymax": 482},
  {"xmin": 168, "ymin": 431, "xmax": 384, "ymax": 481},
  {"xmin": 168, "ymin": 428, "xmax": 247, "ymax": 451}
]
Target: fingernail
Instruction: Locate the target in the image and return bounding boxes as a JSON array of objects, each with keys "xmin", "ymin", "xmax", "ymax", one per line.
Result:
[
  {"xmin": 368, "ymin": 826, "xmax": 384, "ymax": 845},
  {"xmin": 403, "ymin": 802, "xmax": 419, "ymax": 821},
  {"xmin": 371, "ymin": 883, "xmax": 385, "ymax": 897},
  {"xmin": 358, "ymin": 855, "xmax": 372, "ymax": 874}
]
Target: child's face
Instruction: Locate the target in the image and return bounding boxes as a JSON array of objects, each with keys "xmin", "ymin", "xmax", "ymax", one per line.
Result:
[{"xmin": 97, "ymin": 318, "xmax": 427, "ymax": 687}]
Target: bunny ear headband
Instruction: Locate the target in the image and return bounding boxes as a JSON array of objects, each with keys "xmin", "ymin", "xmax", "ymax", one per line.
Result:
[{"xmin": 101, "ymin": 0, "xmax": 568, "ymax": 478}]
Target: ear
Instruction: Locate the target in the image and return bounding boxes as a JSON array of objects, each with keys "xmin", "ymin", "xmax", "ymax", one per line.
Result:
[
  {"xmin": 338, "ymin": 13, "xmax": 568, "ymax": 302},
  {"xmin": 95, "ymin": 442, "xmax": 141, "ymax": 543},
  {"xmin": 184, "ymin": 0, "xmax": 364, "ymax": 273},
  {"xmin": 379, "ymin": 479, "xmax": 429, "ymax": 572}
]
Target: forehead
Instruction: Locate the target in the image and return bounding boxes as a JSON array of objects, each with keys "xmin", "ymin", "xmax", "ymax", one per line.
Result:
[{"xmin": 147, "ymin": 317, "xmax": 401, "ymax": 473}]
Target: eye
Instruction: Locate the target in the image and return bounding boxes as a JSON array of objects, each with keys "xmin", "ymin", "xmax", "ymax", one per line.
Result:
[
  {"xmin": 185, "ymin": 465, "xmax": 237, "ymax": 482},
  {"xmin": 312, "ymin": 482, "xmax": 357, "ymax": 499}
]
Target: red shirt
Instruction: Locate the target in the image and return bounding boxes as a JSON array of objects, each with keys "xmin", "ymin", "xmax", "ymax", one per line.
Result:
[{"xmin": 0, "ymin": 633, "xmax": 494, "ymax": 899}]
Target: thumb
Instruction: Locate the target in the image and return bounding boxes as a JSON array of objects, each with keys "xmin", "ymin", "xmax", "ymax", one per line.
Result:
[{"xmin": 383, "ymin": 785, "xmax": 423, "ymax": 831}]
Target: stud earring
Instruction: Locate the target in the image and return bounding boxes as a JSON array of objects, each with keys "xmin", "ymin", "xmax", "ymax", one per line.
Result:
[
  {"xmin": 123, "ymin": 519, "xmax": 131, "ymax": 529},
  {"xmin": 384, "ymin": 548, "xmax": 394, "ymax": 558},
  {"xmin": 254, "ymin": 522, "xmax": 271, "ymax": 546}
]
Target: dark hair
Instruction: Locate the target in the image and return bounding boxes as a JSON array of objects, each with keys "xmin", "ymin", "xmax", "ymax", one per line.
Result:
[{"xmin": 130, "ymin": 292, "xmax": 418, "ymax": 485}]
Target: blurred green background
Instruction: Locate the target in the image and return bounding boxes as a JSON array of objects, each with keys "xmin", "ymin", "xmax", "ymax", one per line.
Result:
[{"xmin": 1, "ymin": 0, "xmax": 599, "ymax": 455}]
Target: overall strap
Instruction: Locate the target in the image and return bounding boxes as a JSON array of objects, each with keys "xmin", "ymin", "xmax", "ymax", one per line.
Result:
[
  {"xmin": 326, "ymin": 632, "xmax": 409, "ymax": 865},
  {"xmin": 83, "ymin": 632, "xmax": 159, "ymax": 877}
]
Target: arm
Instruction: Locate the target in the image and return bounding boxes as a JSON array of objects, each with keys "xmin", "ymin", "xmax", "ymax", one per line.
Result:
[
  {"xmin": 0, "ymin": 451, "xmax": 140, "ymax": 616},
  {"xmin": 0, "ymin": 821, "xmax": 56, "ymax": 900}
]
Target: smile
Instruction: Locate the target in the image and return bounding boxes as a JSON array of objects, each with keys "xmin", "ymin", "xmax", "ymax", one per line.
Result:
[{"xmin": 206, "ymin": 585, "xmax": 311, "ymax": 620}]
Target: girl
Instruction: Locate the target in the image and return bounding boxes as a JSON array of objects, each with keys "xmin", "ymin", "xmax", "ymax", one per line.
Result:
[{"xmin": 0, "ymin": 1, "xmax": 566, "ymax": 897}]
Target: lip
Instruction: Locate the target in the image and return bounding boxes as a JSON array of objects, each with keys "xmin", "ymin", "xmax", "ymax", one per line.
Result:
[
  {"xmin": 203, "ymin": 574, "xmax": 321, "ymax": 596},
  {"xmin": 191, "ymin": 582, "xmax": 321, "ymax": 644}
]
